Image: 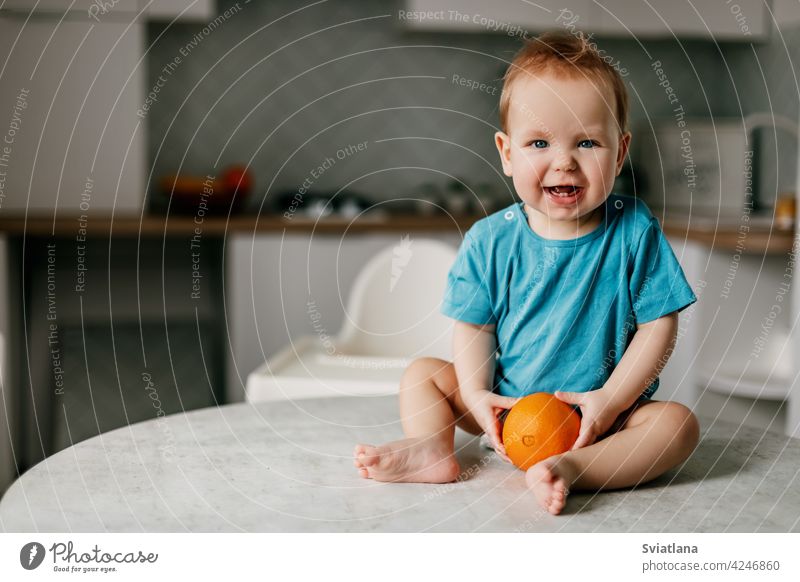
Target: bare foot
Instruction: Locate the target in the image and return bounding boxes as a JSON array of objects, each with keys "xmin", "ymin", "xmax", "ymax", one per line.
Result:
[
  {"xmin": 353, "ymin": 436, "xmax": 460, "ymax": 483},
  {"xmin": 525, "ymin": 455, "xmax": 579, "ymax": 515}
]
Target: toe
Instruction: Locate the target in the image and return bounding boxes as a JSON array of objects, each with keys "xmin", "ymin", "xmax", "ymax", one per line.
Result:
[
  {"xmin": 549, "ymin": 490, "xmax": 568, "ymax": 514},
  {"xmin": 547, "ymin": 495, "xmax": 563, "ymax": 513},
  {"xmin": 359, "ymin": 446, "xmax": 381, "ymax": 467},
  {"xmin": 358, "ymin": 467, "xmax": 370, "ymax": 479}
]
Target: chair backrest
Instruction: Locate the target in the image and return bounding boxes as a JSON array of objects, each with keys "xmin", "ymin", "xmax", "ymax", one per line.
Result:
[{"xmin": 334, "ymin": 237, "xmax": 457, "ymax": 359}]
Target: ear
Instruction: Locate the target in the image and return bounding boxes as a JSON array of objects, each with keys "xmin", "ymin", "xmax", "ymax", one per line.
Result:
[
  {"xmin": 494, "ymin": 131, "xmax": 514, "ymax": 177},
  {"xmin": 615, "ymin": 131, "xmax": 631, "ymax": 176}
]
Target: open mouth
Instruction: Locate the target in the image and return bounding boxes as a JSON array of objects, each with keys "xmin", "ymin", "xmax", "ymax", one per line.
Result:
[
  {"xmin": 543, "ymin": 184, "xmax": 584, "ymax": 204},
  {"xmin": 544, "ymin": 185, "xmax": 583, "ymax": 197}
]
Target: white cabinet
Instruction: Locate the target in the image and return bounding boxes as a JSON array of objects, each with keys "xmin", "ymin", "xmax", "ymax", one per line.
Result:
[
  {"xmin": 0, "ymin": 1, "xmax": 214, "ymax": 21},
  {"xmin": 695, "ymin": 251, "xmax": 793, "ymax": 401},
  {"xmin": 0, "ymin": 0, "xmax": 140, "ymax": 19},
  {"xmin": 656, "ymin": 237, "xmax": 705, "ymax": 406},
  {"xmin": 667, "ymin": 235, "xmax": 797, "ymax": 436},
  {"xmin": 0, "ymin": 0, "xmax": 139, "ymax": 12},
  {"xmin": 0, "ymin": 15, "xmax": 146, "ymax": 212},
  {"xmin": 144, "ymin": 0, "xmax": 214, "ymax": 21},
  {"xmin": 403, "ymin": 0, "xmax": 591, "ymax": 32},
  {"xmin": 403, "ymin": 0, "xmax": 770, "ymax": 40}
]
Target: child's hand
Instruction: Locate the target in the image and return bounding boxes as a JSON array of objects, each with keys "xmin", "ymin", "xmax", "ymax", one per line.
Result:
[
  {"xmin": 462, "ymin": 390, "xmax": 520, "ymax": 463},
  {"xmin": 554, "ymin": 389, "xmax": 623, "ymax": 450}
]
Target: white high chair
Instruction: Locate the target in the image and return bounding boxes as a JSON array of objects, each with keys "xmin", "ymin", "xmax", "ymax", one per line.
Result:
[{"xmin": 245, "ymin": 238, "xmax": 458, "ymax": 402}]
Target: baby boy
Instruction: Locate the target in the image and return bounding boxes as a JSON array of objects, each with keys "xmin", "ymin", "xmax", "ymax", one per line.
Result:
[{"xmin": 354, "ymin": 31, "xmax": 700, "ymax": 515}]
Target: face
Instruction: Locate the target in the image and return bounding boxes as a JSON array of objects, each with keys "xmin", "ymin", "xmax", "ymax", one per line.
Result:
[{"xmin": 495, "ymin": 73, "xmax": 631, "ymax": 232}]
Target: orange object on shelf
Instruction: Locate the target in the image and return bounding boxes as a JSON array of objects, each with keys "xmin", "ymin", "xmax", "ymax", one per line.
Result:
[
  {"xmin": 157, "ymin": 165, "xmax": 254, "ymax": 214},
  {"xmin": 159, "ymin": 175, "xmax": 217, "ymax": 196},
  {"xmin": 775, "ymin": 194, "xmax": 796, "ymax": 231},
  {"xmin": 502, "ymin": 392, "xmax": 581, "ymax": 471},
  {"xmin": 221, "ymin": 165, "xmax": 254, "ymax": 196}
]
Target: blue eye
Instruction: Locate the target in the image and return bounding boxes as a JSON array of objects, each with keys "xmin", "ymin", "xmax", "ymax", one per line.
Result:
[
  {"xmin": 530, "ymin": 139, "xmax": 548, "ymax": 148},
  {"xmin": 578, "ymin": 139, "xmax": 598, "ymax": 148}
]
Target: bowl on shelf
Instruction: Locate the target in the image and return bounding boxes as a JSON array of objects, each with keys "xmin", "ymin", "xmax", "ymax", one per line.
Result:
[
  {"xmin": 157, "ymin": 165, "xmax": 253, "ymax": 215},
  {"xmin": 271, "ymin": 189, "xmax": 373, "ymax": 219}
]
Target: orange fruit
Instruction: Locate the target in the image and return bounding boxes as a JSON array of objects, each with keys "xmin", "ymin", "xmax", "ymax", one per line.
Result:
[{"xmin": 502, "ymin": 392, "xmax": 581, "ymax": 470}]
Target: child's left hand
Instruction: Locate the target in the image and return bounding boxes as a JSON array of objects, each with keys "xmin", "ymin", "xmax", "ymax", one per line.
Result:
[{"xmin": 553, "ymin": 389, "xmax": 624, "ymax": 450}]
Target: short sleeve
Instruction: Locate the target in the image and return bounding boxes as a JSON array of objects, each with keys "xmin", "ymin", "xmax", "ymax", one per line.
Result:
[
  {"xmin": 440, "ymin": 229, "xmax": 496, "ymax": 325},
  {"xmin": 629, "ymin": 218, "xmax": 697, "ymax": 324}
]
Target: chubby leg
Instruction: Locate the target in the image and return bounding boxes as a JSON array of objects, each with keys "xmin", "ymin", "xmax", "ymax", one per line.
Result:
[
  {"xmin": 526, "ymin": 400, "xmax": 700, "ymax": 514},
  {"xmin": 353, "ymin": 357, "xmax": 482, "ymax": 483}
]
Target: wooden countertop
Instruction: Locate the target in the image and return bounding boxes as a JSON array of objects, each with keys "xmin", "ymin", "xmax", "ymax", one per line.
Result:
[
  {"xmin": 0, "ymin": 213, "xmax": 477, "ymax": 236},
  {"xmin": 661, "ymin": 217, "xmax": 796, "ymax": 255},
  {"xmin": 0, "ymin": 212, "xmax": 794, "ymax": 254}
]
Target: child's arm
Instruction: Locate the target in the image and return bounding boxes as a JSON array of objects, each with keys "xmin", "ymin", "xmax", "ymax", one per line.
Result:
[
  {"xmin": 555, "ymin": 312, "xmax": 679, "ymax": 449},
  {"xmin": 603, "ymin": 312, "xmax": 679, "ymax": 410},
  {"xmin": 453, "ymin": 321, "xmax": 519, "ymax": 460}
]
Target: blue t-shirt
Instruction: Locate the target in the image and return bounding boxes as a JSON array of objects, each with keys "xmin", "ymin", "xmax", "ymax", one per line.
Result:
[{"xmin": 440, "ymin": 194, "xmax": 696, "ymax": 399}]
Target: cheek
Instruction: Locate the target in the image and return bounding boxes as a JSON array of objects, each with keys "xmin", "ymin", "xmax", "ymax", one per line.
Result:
[
  {"xmin": 511, "ymin": 153, "xmax": 546, "ymax": 181},
  {"xmin": 584, "ymin": 154, "xmax": 617, "ymax": 184}
]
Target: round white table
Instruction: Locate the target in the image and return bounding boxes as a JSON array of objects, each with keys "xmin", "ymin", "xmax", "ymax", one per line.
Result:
[{"xmin": 1, "ymin": 396, "xmax": 799, "ymax": 532}]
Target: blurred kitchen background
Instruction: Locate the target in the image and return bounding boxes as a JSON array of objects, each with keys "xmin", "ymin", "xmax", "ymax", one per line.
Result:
[{"xmin": 0, "ymin": 0, "xmax": 798, "ymax": 495}]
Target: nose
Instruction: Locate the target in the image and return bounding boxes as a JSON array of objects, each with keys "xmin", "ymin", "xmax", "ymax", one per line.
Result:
[{"xmin": 553, "ymin": 148, "xmax": 577, "ymax": 172}]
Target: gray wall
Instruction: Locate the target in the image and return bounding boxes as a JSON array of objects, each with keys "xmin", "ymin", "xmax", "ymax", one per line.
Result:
[
  {"xmin": 721, "ymin": 16, "xmax": 800, "ymax": 206},
  {"xmin": 144, "ymin": 0, "xmax": 769, "ymax": 212}
]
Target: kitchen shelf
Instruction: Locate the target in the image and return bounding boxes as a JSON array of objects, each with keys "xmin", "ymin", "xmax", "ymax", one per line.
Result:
[
  {"xmin": 0, "ymin": 213, "xmax": 482, "ymax": 237},
  {"xmin": 661, "ymin": 218, "xmax": 795, "ymax": 255},
  {"xmin": 0, "ymin": 212, "xmax": 794, "ymax": 253}
]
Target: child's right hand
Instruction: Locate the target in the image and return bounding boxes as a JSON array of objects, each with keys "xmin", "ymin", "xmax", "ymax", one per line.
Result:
[{"xmin": 462, "ymin": 390, "xmax": 520, "ymax": 463}]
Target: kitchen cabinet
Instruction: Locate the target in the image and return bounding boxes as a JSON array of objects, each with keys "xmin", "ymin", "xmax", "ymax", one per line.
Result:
[
  {"xmin": 0, "ymin": 0, "xmax": 214, "ymax": 21},
  {"xmin": 403, "ymin": 0, "xmax": 592, "ymax": 33},
  {"xmin": 0, "ymin": 236, "xmax": 13, "ymax": 496},
  {"xmin": 144, "ymin": 0, "xmax": 215, "ymax": 21},
  {"xmin": 403, "ymin": 0, "xmax": 770, "ymax": 40},
  {"xmin": 226, "ymin": 222, "xmax": 797, "ymax": 434},
  {"xmin": 7, "ymin": 235, "xmax": 226, "ymax": 469},
  {"xmin": 0, "ymin": 0, "xmax": 139, "ymax": 16},
  {"xmin": 695, "ymin": 252, "xmax": 793, "ymax": 401},
  {"xmin": 0, "ymin": 14, "xmax": 146, "ymax": 212},
  {"xmin": 0, "ymin": 214, "xmax": 791, "ymax": 450},
  {"xmin": 662, "ymin": 227, "xmax": 798, "ymax": 436},
  {"xmin": 654, "ymin": 236, "xmax": 704, "ymax": 407}
]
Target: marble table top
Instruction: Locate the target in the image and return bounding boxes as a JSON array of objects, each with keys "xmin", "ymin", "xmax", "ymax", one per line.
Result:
[{"xmin": 1, "ymin": 395, "xmax": 799, "ymax": 532}]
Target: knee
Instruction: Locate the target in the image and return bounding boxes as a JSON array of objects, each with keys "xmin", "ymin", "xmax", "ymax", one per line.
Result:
[
  {"xmin": 400, "ymin": 357, "xmax": 448, "ymax": 387},
  {"xmin": 661, "ymin": 402, "xmax": 700, "ymax": 450}
]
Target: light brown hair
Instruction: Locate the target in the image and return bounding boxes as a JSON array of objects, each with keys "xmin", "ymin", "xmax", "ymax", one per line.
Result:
[{"xmin": 498, "ymin": 31, "xmax": 629, "ymax": 135}]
